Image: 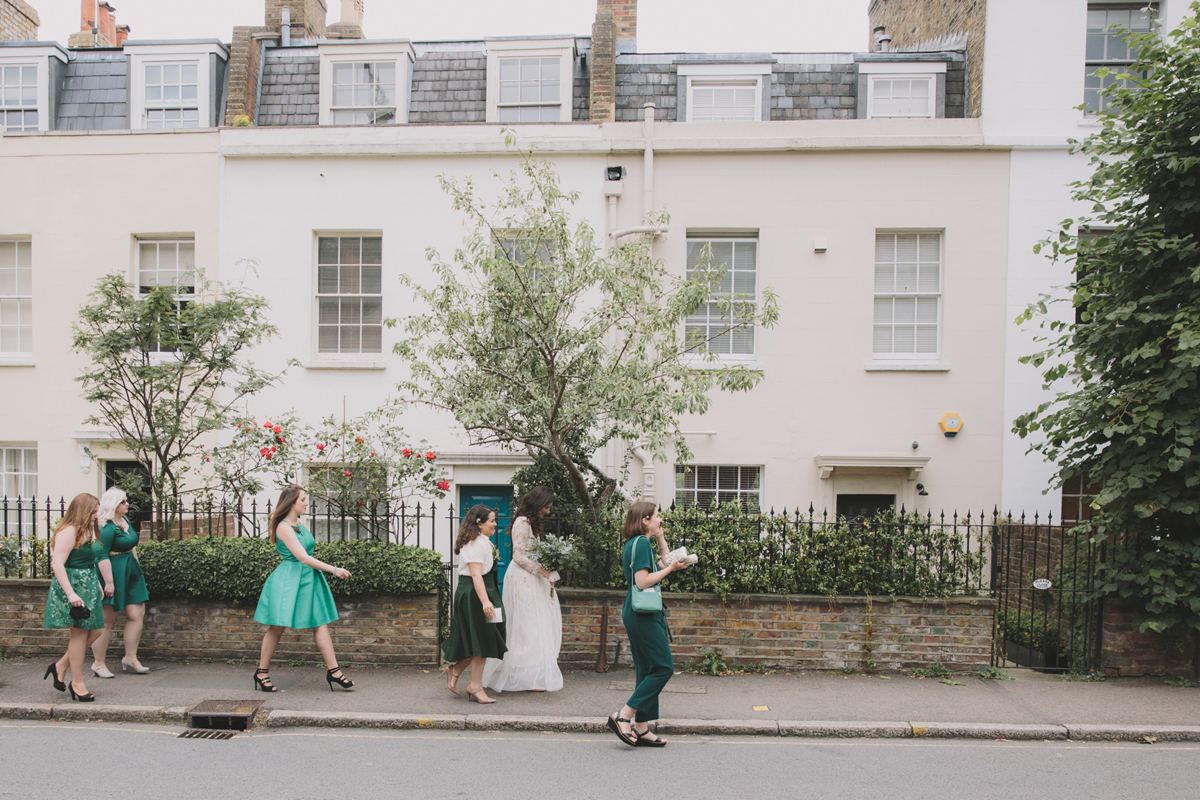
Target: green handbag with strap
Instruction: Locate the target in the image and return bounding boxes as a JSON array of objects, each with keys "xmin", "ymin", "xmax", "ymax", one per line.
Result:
[{"xmin": 630, "ymin": 537, "xmax": 663, "ymax": 613}]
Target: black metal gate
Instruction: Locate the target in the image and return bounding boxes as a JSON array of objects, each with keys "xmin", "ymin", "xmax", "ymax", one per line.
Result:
[{"xmin": 990, "ymin": 515, "xmax": 1103, "ymax": 673}]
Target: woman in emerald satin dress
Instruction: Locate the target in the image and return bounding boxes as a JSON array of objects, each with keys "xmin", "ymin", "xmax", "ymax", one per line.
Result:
[
  {"xmin": 606, "ymin": 501, "xmax": 690, "ymax": 748},
  {"xmin": 440, "ymin": 505, "xmax": 506, "ymax": 704},
  {"xmin": 253, "ymin": 484, "xmax": 356, "ymax": 692},
  {"xmin": 43, "ymin": 493, "xmax": 106, "ymax": 702},
  {"xmin": 89, "ymin": 487, "xmax": 151, "ymax": 679}
]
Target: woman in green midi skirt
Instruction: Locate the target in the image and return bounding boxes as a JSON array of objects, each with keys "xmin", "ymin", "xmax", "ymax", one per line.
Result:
[
  {"xmin": 44, "ymin": 493, "xmax": 106, "ymax": 703},
  {"xmin": 253, "ymin": 485, "xmax": 356, "ymax": 693},
  {"xmin": 90, "ymin": 488, "xmax": 152, "ymax": 678},
  {"xmin": 606, "ymin": 501, "xmax": 690, "ymax": 747},
  {"xmin": 440, "ymin": 504, "xmax": 506, "ymax": 704}
]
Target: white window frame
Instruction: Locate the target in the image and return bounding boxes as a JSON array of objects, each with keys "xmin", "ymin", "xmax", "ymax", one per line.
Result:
[
  {"xmin": 313, "ymin": 232, "xmax": 384, "ymax": 362},
  {"xmin": 684, "ymin": 233, "xmax": 759, "ymax": 363},
  {"xmin": 859, "ymin": 61, "xmax": 945, "ymax": 120},
  {"xmin": 872, "ymin": 230, "xmax": 943, "ymax": 363},
  {"xmin": 678, "ymin": 63, "xmax": 771, "ymax": 122},
  {"xmin": 0, "ymin": 45, "xmax": 67, "ymax": 133},
  {"xmin": 319, "ymin": 41, "xmax": 414, "ymax": 126},
  {"xmin": 135, "ymin": 236, "xmax": 196, "ymax": 357},
  {"xmin": 0, "ymin": 238, "xmax": 33, "ymax": 361},
  {"xmin": 1084, "ymin": 3, "xmax": 1158, "ymax": 115},
  {"xmin": 674, "ymin": 464, "xmax": 762, "ymax": 512},
  {"xmin": 126, "ymin": 43, "xmax": 226, "ymax": 131},
  {"xmin": 485, "ymin": 38, "xmax": 575, "ymax": 124},
  {"xmin": 1, "ymin": 443, "xmax": 37, "ymax": 500}
]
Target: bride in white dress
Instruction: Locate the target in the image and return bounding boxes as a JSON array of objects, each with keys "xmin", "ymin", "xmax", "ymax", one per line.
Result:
[{"xmin": 483, "ymin": 487, "xmax": 563, "ymax": 693}]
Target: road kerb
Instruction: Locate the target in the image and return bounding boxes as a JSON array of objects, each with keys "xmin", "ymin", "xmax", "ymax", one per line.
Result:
[
  {"xmin": 1065, "ymin": 723, "xmax": 1200, "ymax": 742},
  {"xmin": 47, "ymin": 704, "xmax": 166, "ymax": 724},
  {"xmin": 264, "ymin": 709, "xmax": 467, "ymax": 730},
  {"xmin": 910, "ymin": 722, "xmax": 1068, "ymax": 740},
  {"xmin": 656, "ymin": 718, "xmax": 780, "ymax": 736},
  {"xmin": 465, "ymin": 714, "xmax": 608, "ymax": 733},
  {"xmin": 0, "ymin": 702, "xmax": 55, "ymax": 720},
  {"xmin": 779, "ymin": 720, "xmax": 911, "ymax": 738}
]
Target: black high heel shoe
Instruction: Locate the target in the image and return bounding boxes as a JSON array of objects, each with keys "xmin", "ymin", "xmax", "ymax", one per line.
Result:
[
  {"xmin": 253, "ymin": 668, "xmax": 278, "ymax": 693},
  {"xmin": 68, "ymin": 683, "xmax": 95, "ymax": 703},
  {"xmin": 43, "ymin": 662, "xmax": 66, "ymax": 692},
  {"xmin": 326, "ymin": 666, "xmax": 354, "ymax": 691}
]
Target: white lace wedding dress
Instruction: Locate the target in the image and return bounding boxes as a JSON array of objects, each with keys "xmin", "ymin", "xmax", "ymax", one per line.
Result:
[{"xmin": 482, "ymin": 517, "xmax": 563, "ymax": 692}]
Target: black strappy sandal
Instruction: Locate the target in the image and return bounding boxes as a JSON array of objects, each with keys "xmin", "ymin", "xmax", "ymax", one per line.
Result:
[
  {"xmin": 607, "ymin": 713, "xmax": 637, "ymax": 746},
  {"xmin": 633, "ymin": 728, "xmax": 667, "ymax": 747}
]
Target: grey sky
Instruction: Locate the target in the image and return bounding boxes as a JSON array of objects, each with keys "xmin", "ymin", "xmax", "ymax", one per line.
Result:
[{"xmin": 34, "ymin": 1, "xmax": 868, "ymax": 54}]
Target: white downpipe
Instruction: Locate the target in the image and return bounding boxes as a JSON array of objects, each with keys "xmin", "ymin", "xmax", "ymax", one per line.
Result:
[
  {"xmin": 643, "ymin": 102, "xmax": 655, "ymax": 220},
  {"xmin": 612, "ymin": 224, "xmax": 668, "ymax": 239}
]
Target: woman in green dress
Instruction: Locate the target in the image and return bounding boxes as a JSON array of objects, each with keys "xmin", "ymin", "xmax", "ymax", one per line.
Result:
[
  {"xmin": 253, "ymin": 484, "xmax": 356, "ymax": 692},
  {"xmin": 439, "ymin": 505, "xmax": 506, "ymax": 704},
  {"xmin": 89, "ymin": 487, "xmax": 151, "ymax": 678},
  {"xmin": 43, "ymin": 493, "xmax": 106, "ymax": 702},
  {"xmin": 606, "ymin": 501, "xmax": 690, "ymax": 747}
]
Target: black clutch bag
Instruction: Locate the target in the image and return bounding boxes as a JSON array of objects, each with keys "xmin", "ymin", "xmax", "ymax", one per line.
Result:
[{"xmin": 69, "ymin": 605, "xmax": 91, "ymax": 621}]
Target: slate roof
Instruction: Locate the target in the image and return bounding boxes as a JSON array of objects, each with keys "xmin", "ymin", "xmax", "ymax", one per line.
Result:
[
  {"xmin": 409, "ymin": 50, "xmax": 486, "ymax": 123},
  {"xmin": 57, "ymin": 50, "xmax": 128, "ymax": 131},
  {"xmin": 257, "ymin": 48, "xmax": 319, "ymax": 126}
]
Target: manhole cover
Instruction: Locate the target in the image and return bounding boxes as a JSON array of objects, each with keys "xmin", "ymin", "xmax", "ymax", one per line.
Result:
[
  {"xmin": 187, "ymin": 699, "xmax": 264, "ymax": 731},
  {"xmin": 178, "ymin": 729, "xmax": 237, "ymax": 740}
]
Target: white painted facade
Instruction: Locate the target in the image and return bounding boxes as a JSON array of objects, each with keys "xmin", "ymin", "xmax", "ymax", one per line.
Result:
[
  {"xmin": 219, "ymin": 118, "xmax": 1011, "ymax": 518},
  {"xmin": 982, "ymin": 0, "xmax": 1189, "ymax": 518}
]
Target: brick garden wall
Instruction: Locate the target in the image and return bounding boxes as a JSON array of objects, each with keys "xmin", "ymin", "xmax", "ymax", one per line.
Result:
[
  {"xmin": 1102, "ymin": 601, "xmax": 1198, "ymax": 678},
  {"xmin": 0, "ymin": 579, "xmax": 439, "ymax": 666},
  {"xmin": 558, "ymin": 588, "xmax": 994, "ymax": 673}
]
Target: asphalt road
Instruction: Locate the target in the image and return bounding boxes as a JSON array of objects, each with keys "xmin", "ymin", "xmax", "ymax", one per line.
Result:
[{"xmin": 3, "ymin": 721, "xmax": 1199, "ymax": 800}]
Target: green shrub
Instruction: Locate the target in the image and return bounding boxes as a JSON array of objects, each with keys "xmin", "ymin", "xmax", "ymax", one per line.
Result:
[
  {"xmin": 137, "ymin": 538, "xmax": 448, "ymax": 611},
  {"xmin": 995, "ymin": 609, "xmax": 1062, "ymax": 652}
]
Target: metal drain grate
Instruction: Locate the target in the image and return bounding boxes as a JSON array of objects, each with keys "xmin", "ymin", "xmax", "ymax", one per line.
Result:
[
  {"xmin": 187, "ymin": 699, "xmax": 265, "ymax": 732},
  {"xmin": 179, "ymin": 729, "xmax": 237, "ymax": 740}
]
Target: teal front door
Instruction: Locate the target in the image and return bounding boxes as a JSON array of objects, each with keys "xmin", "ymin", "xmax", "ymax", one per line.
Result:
[{"xmin": 458, "ymin": 486, "xmax": 514, "ymax": 585}]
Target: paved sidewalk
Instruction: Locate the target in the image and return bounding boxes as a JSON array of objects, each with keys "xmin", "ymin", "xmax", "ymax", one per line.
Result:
[{"xmin": 2, "ymin": 659, "xmax": 1198, "ymax": 741}]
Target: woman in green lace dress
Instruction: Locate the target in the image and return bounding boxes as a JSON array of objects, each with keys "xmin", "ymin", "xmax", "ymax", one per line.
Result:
[
  {"xmin": 89, "ymin": 487, "xmax": 151, "ymax": 679},
  {"xmin": 43, "ymin": 493, "xmax": 105, "ymax": 702},
  {"xmin": 253, "ymin": 485, "xmax": 356, "ymax": 693}
]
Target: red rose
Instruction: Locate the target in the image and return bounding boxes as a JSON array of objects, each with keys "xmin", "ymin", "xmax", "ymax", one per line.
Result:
[
  {"xmin": 265, "ymin": 453, "xmax": 273, "ymax": 461},
  {"xmin": 273, "ymin": 426, "xmax": 282, "ymax": 434},
  {"xmin": 436, "ymin": 480, "xmax": 449, "ymax": 491},
  {"xmin": 355, "ymin": 436, "xmax": 364, "ymax": 444},
  {"xmin": 370, "ymin": 451, "xmax": 376, "ymax": 457},
  {"xmin": 236, "ymin": 423, "xmax": 242, "ymax": 428},
  {"xmin": 316, "ymin": 443, "xmax": 325, "ymax": 451},
  {"xmin": 356, "ymin": 500, "xmax": 365, "ymax": 507},
  {"xmin": 425, "ymin": 451, "xmax": 435, "ymax": 461},
  {"xmin": 342, "ymin": 470, "xmax": 352, "ymax": 477},
  {"xmin": 259, "ymin": 447, "xmax": 269, "ymax": 456},
  {"xmin": 276, "ymin": 436, "xmax": 284, "ymax": 443},
  {"xmin": 264, "ymin": 421, "xmax": 272, "ymax": 428},
  {"xmin": 270, "ymin": 446, "xmax": 277, "ymax": 453},
  {"xmin": 401, "ymin": 448, "xmax": 412, "ymax": 458}
]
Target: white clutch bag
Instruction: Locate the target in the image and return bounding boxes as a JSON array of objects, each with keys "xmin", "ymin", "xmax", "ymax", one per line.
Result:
[{"xmin": 487, "ymin": 607, "xmax": 503, "ymax": 623}]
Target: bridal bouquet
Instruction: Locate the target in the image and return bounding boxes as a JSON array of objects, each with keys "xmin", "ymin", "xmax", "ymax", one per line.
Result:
[{"xmin": 529, "ymin": 534, "xmax": 575, "ymax": 597}]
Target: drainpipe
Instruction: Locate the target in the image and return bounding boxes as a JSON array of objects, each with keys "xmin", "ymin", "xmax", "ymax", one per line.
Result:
[
  {"xmin": 281, "ymin": 6, "xmax": 291, "ymax": 47},
  {"xmin": 643, "ymin": 101, "xmax": 655, "ymax": 219}
]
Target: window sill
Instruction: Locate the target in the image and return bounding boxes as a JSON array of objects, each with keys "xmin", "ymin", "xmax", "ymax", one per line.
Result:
[
  {"xmin": 303, "ymin": 360, "xmax": 387, "ymax": 370},
  {"xmin": 685, "ymin": 358, "xmax": 762, "ymax": 371},
  {"xmin": 864, "ymin": 361, "xmax": 950, "ymax": 372},
  {"xmin": 0, "ymin": 355, "xmax": 35, "ymax": 366}
]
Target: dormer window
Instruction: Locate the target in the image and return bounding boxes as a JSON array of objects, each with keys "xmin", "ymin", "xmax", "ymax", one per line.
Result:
[
  {"xmin": 143, "ymin": 62, "xmax": 199, "ymax": 128},
  {"xmin": 319, "ymin": 41, "xmax": 414, "ymax": 126},
  {"xmin": 858, "ymin": 61, "xmax": 947, "ymax": 119},
  {"xmin": 127, "ymin": 42, "xmax": 228, "ymax": 130},
  {"xmin": 485, "ymin": 38, "xmax": 575, "ymax": 123},
  {"xmin": 1, "ymin": 64, "xmax": 38, "ymax": 132},
  {"xmin": 677, "ymin": 63, "xmax": 771, "ymax": 122}
]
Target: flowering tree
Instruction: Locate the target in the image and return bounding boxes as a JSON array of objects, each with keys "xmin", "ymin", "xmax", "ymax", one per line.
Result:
[
  {"xmin": 393, "ymin": 136, "xmax": 780, "ymax": 517},
  {"xmin": 204, "ymin": 411, "xmax": 307, "ymax": 508}
]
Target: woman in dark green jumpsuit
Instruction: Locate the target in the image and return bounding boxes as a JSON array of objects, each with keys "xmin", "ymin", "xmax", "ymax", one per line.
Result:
[{"xmin": 606, "ymin": 501, "xmax": 690, "ymax": 747}]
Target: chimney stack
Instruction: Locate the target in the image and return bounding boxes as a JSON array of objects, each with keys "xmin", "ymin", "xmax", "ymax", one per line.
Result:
[
  {"xmin": 265, "ymin": 0, "xmax": 327, "ymax": 42},
  {"xmin": 115, "ymin": 23, "xmax": 130, "ymax": 47},
  {"xmin": 69, "ymin": 0, "xmax": 116, "ymax": 48},
  {"xmin": 0, "ymin": 0, "xmax": 40, "ymax": 42},
  {"xmin": 589, "ymin": 0, "xmax": 637, "ymax": 122},
  {"xmin": 328, "ymin": 0, "xmax": 364, "ymax": 40}
]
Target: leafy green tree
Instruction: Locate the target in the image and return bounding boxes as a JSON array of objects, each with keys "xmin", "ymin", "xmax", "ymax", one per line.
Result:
[
  {"xmin": 1014, "ymin": 7, "xmax": 1200, "ymax": 635},
  {"xmin": 73, "ymin": 272, "xmax": 280, "ymax": 537},
  {"xmin": 392, "ymin": 138, "xmax": 779, "ymax": 517}
]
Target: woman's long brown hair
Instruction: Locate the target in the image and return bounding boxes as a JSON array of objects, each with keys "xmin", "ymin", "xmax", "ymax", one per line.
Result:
[
  {"xmin": 454, "ymin": 504, "xmax": 494, "ymax": 554},
  {"xmin": 270, "ymin": 484, "xmax": 305, "ymax": 542},
  {"xmin": 622, "ymin": 501, "xmax": 657, "ymax": 540},
  {"xmin": 514, "ymin": 486, "xmax": 554, "ymax": 536},
  {"xmin": 53, "ymin": 493, "xmax": 100, "ymax": 549}
]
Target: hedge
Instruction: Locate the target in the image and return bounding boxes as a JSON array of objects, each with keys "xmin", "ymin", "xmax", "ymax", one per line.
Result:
[{"xmin": 136, "ymin": 538, "xmax": 449, "ymax": 614}]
